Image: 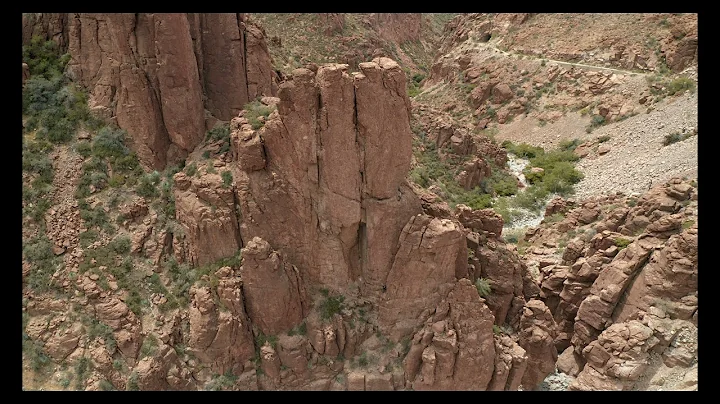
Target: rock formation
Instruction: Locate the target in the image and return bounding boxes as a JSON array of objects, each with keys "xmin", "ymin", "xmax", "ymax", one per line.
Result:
[{"xmin": 22, "ymin": 13, "xmax": 279, "ymax": 170}]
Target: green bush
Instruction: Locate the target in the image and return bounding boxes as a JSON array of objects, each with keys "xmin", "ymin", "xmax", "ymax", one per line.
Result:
[
  {"xmin": 23, "ymin": 76, "xmax": 89, "ymax": 143},
  {"xmin": 287, "ymin": 322, "xmax": 307, "ymax": 336},
  {"xmin": 184, "ymin": 162, "xmax": 198, "ymax": 177},
  {"xmin": 108, "ymin": 234, "xmax": 131, "ymax": 254},
  {"xmin": 502, "ymin": 141, "xmax": 544, "ymax": 159},
  {"xmin": 318, "ymin": 293, "xmax": 345, "ymax": 320},
  {"xmin": 614, "ymin": 237, "xmax": 632, "ymax": 250},
  {"xmin": 92, "ymin": 126, "xmax": 131, "ymax": 159},
  {"xmin": 666, "ymin": 76, "xmax": 696, "ymax": 96},
  {"xmin": 22, "ymin": 36, "xmax": 70, "ymax": 78},
  {"xmin": 662, "ymin": 130, "xmax": 695, "ymax": 146},
  {"xmin": 136, "ymin": 171, "xmax": 161, "ymax": 198},
  {"xmin": 140, "ymin": 334, "xmax": 159, "ymax": 359},
  {"xmin": 22, "ymin": 141, "xmax": 54, "ymax": 185},
  {"xmin": 243, "ymin": 100, "xmax": 275, "ymax": 130},
  {"xmin": 475, "ymin": 277, "xmax": 492, "ymax": 298},
  {"xmin": 585, "ymin": 114, "xmax": 606, "ymax": 133},
  {"xmin": 23, "ymin": 234, "xmax": 61, "ymax": 293},
  {"xmin": 559, "ymin": 138, "xmax": 582, "ymax": 152},
  {"xmin": 221, "ymin": 170, "xmax": 233, "ymax": 187}
]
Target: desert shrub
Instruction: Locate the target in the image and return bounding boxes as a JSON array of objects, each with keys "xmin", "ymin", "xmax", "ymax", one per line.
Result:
[
  {"xmin": 502, "ymin": 141, "xmax": 544, "ymax": 159},
  {"xmin": 23, "ymin": 234, "xmax": 61, "ymax": 293},
  {"xmin": 140, "ymin": 334, "xmax": 159, "ymax": 359},
  {"xmin": 318, "ymin": 293, "xmax": 345, "ymax": 320},
  {"xmin": 74, "ymin": 357, "xmax": 92, "ymax": 390},
  {"xmin": 544, "ymin": 212, "xmax": 565, "ymax": 223},
  {"xmin": 127, "ymin": 372, "xmax": 140, "ymax": 391},
  {"xmin": 205, "ymin": 370, "xmax": 238, "ymax": 391},
  {"xmin": 287, "ymin": 321, "xmax": 307, "ymax": 336},
  {"xmin": 78, "ymin": 229, "xmax": 99, "ymax": 247},
  {"xmin": 99, "ymin": 380, "xmax": 115, "ymax": 391},
  {"xmin": 136, "ymin": 171, "xmax": 161, "ymax": 198},
  {"xmin": 243, "ymin": 100, "xmax": 275, "ymax": 130},
  {"xmin": 206, "ymin": 124, "xmax": 232, "ymax": 154},
  {"xmin": 614, "ymin": 237, "xmax": 632, "ymax": 250},
  {"xmin": 23, "ymin": 76, "xmax": 88, "ymax": 143},
  {"xmin": 85, "ymin": 318, "xmax": 117, "ymax": 352},
  {"xmin": 663, "ymin": 130, "xmax": 695, "ymax": 146},
  {"xmin": 597, "ymin": 135, "xmax": 611, "ymax": 143},
  {"xmin": 108, "ymin": 234, "xmax": 131, "ymax": 254},
  {"xmin": 665, "ymin": 76, "xmax": 696, "ymax": 96},
  {"xmin": 475, "ymin": 277, "xmax": 492, "ymax": 297},
  {"xmin": 184, "ymin": 162, "xmax": 198, "ymax": 177},
  {"xmin": 92, "ymin": 126, "xmax": 131, "ymax": 160},
  {"xmin": 22, "ymin": 139, "xmax": 54, "ymax": 184},
  {"xmin": 23, "ymin": 337, "xmax": 52, "ymax": 373},
  {"xmin": 484, "ymin": 166, "xmax": 519, "ymax": 197},
  {"xmin": 22, "ymin": 36, "xmax": 70, "ymax": 78},
  {"xmin": 585, "ymin": 114, "xmax": 606, "ymax": 133},
  {"xmin": 503, "ymin": 227, "xmax": 527, "ymax": 244},
  {"xmin": 79, "ymin": 200, "xmax": 114, "ymax": 234},
  {"xmin": 559, "ymin": 138, "xmax": 582, "ymax": 152},
  {"xmin": 255, "ymin": 332, "xmax": 279, "ymax": 350},
  {"xmin": 221, "ymin": 170, "xmax": 233, "ymax": 187}
]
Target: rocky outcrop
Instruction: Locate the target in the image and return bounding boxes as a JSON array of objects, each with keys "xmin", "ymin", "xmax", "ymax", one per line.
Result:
[
  {"xmin": 23, "ymin": 13, "xmax": 278, "ymax": 170},
  {"xmin": 173, "ymin": 167, "xmax": 242, "ymax": 267},
  {"xmin": 368, "ymin": 13, "xmax": 423, "ymax": 44},
  {"xmin": 187, "ymin": 266, "xmax": 255, "ymax": 377},
  {"xmin": 379, "ymin": 215, "xmax": 466, "ymax": 340},
  {"xmin": 240, "ymin": 237, "xmax": 307, "ymax": 335},
  {"xmin": 234, "ymin": 58, "xmax": 423, "ymax": 298},
  {"xmin": 22, "ymin": 13, "xmax": 69, "ymax": 48},
  {"xmin": 471, "ymin": 234, "xmax": 540, "ymax": 328},
  {"xmin": 402, "ymin": 279, "xmax": 496, "ymax": 390},
  {"xmin": 488, "ymin": 334, "xmax": 527, "ymax": 391},
  {"xmin": 517, "ymin": 299, "xmax": 558, "ymax": 390}
]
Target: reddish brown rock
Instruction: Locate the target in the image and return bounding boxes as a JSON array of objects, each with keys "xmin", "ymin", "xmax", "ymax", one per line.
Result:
[
  {"xmin": 403, "ymin": 279, "xmax": 496, "ymax": 390},
  {"xmin": 517, "ymin": 299, "xmax": 558, "ymax": 390},
  {"xmin": 236, "ymin": 58, "xmax": 423, "ymax": 299},
  {"xmin": 173, "ymin": 170, "xmax": 241, "ymax": 267},
  {"xmin": 188, "ymin": 266, "xmax": 255, "ymax": 376},
  {"xmin": 240, "ymin": 237, "xmax": 307, "ymax": 335},
  {"xmin": 491, "ymin": 83, "xmax": 514, "ymax": 104},
  {"xmin": 455, "ymin": 158, "xmax": 491, "ymax": 190},
  {"xmin": 234, "ymin": 130, "xmax": 267, "ymax": 171},
  {"xmin": 22, "ymin": 13, "xmax": 281, "ymax": 170},
  {"xmin": 488, "ymin": 335, "xmax": 527, "ymax": 391},
  {"xmin": 455, "ymin": 205, "xmax": 504, "ymax": 237},
  {"xmin": 556, "ymin": 345, "xmax": 586, "ymax": 377},
  {"xmin": 368, "ymin": 13, "xmax": 422, "ymax": 43},
  {"xmin": 379, "ymin": 215, "xmax": 466, "ymax": 340}
]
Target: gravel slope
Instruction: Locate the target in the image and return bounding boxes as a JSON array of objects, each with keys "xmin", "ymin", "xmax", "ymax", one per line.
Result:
[{"xmin": 572, "ymin": 91, "xmax": 698, "ymax": 199}]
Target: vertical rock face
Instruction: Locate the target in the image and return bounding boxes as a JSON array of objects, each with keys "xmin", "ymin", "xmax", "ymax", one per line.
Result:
[
  {"xmin": 379, "ymin": 215, "xmax": 466, "ymax": 339},
  {"xmin": 188, "ymin": 13, "xmax": 249, "ymax": 121},
  {"xmin": 22, "ymin": 13, "xmax": 69, "ymax": 48},
  {"xmin": 403, "ymin": 279, "xmax": 496, "ymax": 390},
  {"xmin": 173, "ymin": 170, "xmax": 242, "ymax": 267},
  {"xmin": 235, "ymin": 58, "xmax": 423, "ymax": 296},
  {"xmin": 368, "ymin": 13, "xmax": 423, "ymax": 43},
  {"xmin": 517, "ymin": 299, "xmax": 558, "ymax": 390},
  {"xmin": 188, "ymin": 266, "xmax": 255, "ymax": 376},
  {"xmin": 240, "ymin": 237, "xmax": 308, "ymax": 335},
  {"xmin": 24, "ymin": 13, "xmax": 278, "ymax": 170}
]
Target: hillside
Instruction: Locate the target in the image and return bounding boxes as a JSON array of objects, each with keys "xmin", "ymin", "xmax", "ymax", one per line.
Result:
[{"xmin": 21, "ymin": 13, "xmax": 697, "ymax": 391}]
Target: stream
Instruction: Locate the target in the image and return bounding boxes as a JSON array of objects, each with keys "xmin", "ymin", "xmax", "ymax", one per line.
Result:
[{"xmin": 501, "ymin": 153, "xmax": 553, "ymax": 233}]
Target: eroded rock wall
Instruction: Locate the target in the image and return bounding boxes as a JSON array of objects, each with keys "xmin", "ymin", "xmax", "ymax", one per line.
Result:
[{"xmin": 23, "ymin": 13, "xmax": 278, "ymax": 170}]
